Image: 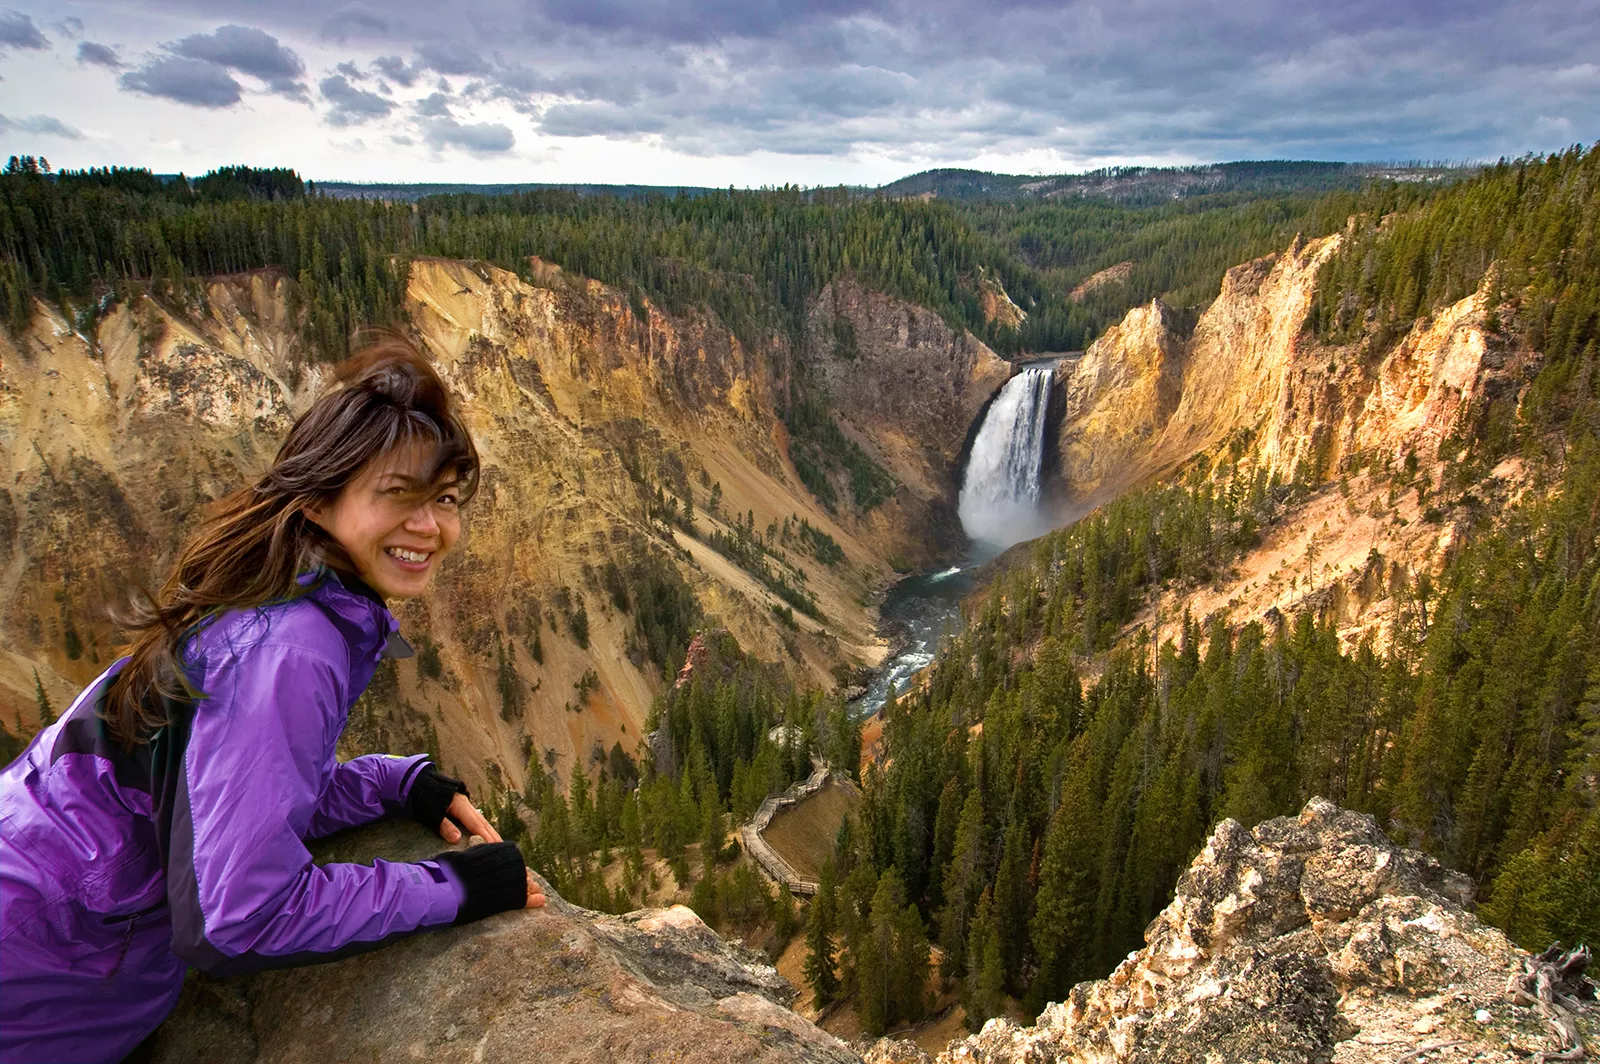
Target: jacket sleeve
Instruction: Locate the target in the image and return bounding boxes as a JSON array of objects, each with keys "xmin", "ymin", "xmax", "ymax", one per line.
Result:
[
  {"xmin": 305, "ymin": 753, "xmax": 432, "ymax": 840},
  {"xmin": 165, "ymin": 638, "xmax": 464, "ymax": 975}
]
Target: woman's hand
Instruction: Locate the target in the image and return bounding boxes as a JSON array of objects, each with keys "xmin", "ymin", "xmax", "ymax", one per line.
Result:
[
  {"xmin": 435, "ymin": 794, "xmax": 545, "ymax": 910},
  {"xmin": 436, "ymin": 792, "xmax": 502, "ymax": 845}
]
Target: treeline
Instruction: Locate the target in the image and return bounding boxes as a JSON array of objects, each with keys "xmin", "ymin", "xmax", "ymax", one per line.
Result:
[
  {"xmin": 1313, "ymin": 143, "xmax": 1600, "ymax": 408},
  {"xmin": 0, "ymin": 165, "xmax": 1044, "ymax": 356},
  {"xmin": 967, "ymin": 190, "xmax": 1363, "ymax": 350}
]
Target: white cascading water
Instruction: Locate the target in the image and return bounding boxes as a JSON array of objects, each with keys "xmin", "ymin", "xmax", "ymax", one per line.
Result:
[{"xmin": 958, "ymin": 365, "xmax": 1055, "ymax": 548}]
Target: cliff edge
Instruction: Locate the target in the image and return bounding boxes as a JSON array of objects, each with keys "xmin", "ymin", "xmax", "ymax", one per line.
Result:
[
  {"xmin": 864, "ymin": 799, "xmax": 1596, "ymax": 1064},
  {"xmin": 137, "ymin": 801, "xmax": 1598, "ymax": 1064},
  {"xmin": 135, "ymin": 819, "xmax": 856, "ymax": 1064}
]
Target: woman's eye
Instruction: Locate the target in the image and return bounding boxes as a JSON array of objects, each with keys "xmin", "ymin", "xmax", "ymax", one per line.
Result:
[{"xmin": 436, "ymin": 493, "xmax": 459, "ymax": 507}]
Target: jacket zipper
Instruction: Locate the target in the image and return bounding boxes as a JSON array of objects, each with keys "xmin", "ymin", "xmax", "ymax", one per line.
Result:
[{"xmin": 103, "ymin": 901, "xmax": 163, "ymax": 985}]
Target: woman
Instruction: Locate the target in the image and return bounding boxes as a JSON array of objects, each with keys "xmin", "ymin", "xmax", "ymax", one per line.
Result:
[{"xmin": 0, "ymin": 336, "xmax": 544, "ymax": 1063}]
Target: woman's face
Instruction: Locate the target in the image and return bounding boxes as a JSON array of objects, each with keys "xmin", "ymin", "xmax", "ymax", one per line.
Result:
[{"xmin": 307, "ymin": 444, "xmax": 463, "ymax": 600}]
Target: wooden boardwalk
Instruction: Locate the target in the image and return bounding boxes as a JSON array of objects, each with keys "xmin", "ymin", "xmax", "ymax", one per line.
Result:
[{"xmin": 740, "ymin": 759, "xmax": 844, "ymax": 896}]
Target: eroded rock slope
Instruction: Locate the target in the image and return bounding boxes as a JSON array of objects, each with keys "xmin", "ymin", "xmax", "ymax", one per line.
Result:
[
  {"xmin": 865, "ymin": 799, "xmax": 1596, "ymax": 1064},
  {"xmin": 0, "ymin": 262, "xmax": 1007, "ymax": 793}
]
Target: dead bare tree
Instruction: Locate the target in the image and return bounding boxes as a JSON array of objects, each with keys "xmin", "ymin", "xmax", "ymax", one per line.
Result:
[{"xmin": 1508, "ymin": 944, "xmax": 1595, "ymax": 1063}]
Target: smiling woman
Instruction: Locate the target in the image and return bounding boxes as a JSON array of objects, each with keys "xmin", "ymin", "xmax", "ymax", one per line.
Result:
[{"xmin": 0, "ymin": 333, "xmax": 544, "ymax": 1064}]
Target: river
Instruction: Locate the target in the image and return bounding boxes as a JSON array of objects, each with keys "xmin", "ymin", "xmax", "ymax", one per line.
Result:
[
  {"xmin": 856, "ymin": 358, "xmax": 1062, "ymax": 719},
  {"xmin": 857, "ymin": 559, "xmax": 984, "ymax": 718}
]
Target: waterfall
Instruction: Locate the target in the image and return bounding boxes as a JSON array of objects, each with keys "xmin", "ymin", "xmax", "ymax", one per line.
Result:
[{"xmin": 958, "ymin": 365, "xmax": 1055, "ymax": 548}]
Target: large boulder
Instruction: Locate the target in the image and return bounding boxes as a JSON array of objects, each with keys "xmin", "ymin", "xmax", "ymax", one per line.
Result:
[
  {"xmin": 137, "ymin": 819, "xmax": 858, "ymax": 1064},
  {"xmin": 875, "ymin": 798, "xmax": 1597, "ymax": 1064}
]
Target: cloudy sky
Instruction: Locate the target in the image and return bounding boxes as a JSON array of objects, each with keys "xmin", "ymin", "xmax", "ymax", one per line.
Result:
[{"xmin": 0, "ymin": 0, "xmax": 1596, "ymax": 186}]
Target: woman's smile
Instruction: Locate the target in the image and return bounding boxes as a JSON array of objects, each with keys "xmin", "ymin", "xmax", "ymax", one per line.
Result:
[{"xmin": 383, "ymin": 545, "xmax": 434, "ymax": 569}]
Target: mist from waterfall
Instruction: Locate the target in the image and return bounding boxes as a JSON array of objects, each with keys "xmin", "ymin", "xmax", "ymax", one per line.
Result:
[{"xmin": 958, "ymin": 365, "xmax": 1056, "ymax": 549}]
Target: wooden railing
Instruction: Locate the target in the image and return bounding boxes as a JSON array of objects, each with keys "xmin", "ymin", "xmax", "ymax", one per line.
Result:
[{"xmin": 740, "ymin": 758, "xmax": 834, "ymax": 895}]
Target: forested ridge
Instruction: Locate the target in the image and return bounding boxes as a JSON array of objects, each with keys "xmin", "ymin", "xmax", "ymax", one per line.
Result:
[
  {"xmin": 806, "ymin": 144, "xmax": 1600, "ymax": 1035},
  {"xmin": 0, "ymin": 154, "xmax": 1407, "ymax": 522}
]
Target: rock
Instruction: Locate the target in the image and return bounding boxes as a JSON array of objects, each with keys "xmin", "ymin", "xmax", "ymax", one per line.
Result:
[
  {"xmin": 857, "ymin": 1036, "xmax": 933, "ymax": 1063},
  {"xmin": 896, "ymin": 798, "xmax": 1597, "ymax": 1064},
  {"xmin": 137, "ymin": 819, "xmax": 858, "ymax": 1064}
]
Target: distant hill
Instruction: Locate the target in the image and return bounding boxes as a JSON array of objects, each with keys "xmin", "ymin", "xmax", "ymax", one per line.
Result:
[
  {"xmin": 879, "ymin": 159, "xmax": 1473, "ymax": 204},
  {"xmin": 313, "ymin": 181, "xmax": 721, "ymax": 201},
  {"xmin": 305, "ymin": 161, "xmax": 1474, "ymax": 206}
]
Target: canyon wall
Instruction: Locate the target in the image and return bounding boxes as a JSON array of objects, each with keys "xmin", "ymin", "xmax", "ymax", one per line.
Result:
[
  {"xmin": 0, "ymin": 262, "xmax": 1004, "ymax": 794},
  {"xmin": 804, "ymin": 279, "xmax": 1012, "ymax": 561},
  {"xmin": 1048, "ymin": 234, "xmax": 1536, "ymax": 649}
]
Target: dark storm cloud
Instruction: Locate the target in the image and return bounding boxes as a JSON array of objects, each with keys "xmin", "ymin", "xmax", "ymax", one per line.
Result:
[
  {"xmin": 0, "ymin": 9, "xmax": 46, "ymax": 49},
  {"xmin": 422, "ymin": 115, "xmax": 515, "ymax": 153},
  {"xmin": 77, "ymin": 41, "xmax": 122, "ymax": 68},
  {"xmin": 121, "ymin": 56, "xmax": 243, "ymax": 108},
  {"xmin": 320, "ymin": 4, "xmax": 391, "ymax": 43},
  {"xmin": 171, "ymin": 25, "xmax": 307, "ymax": 98},
  {"xmin": 372, "ymin": 54, "xmax": 421, "ymax": 87},
  {"xmin": 71, "ymin": 0, "xmax": 1600, "ymax": 164},
  {"xmin": 321, "ymin": 73, "xmax": 394, "ymax": 125},
  {"xmin": 0, "ymin": 112, "xmax": 83, "ymax": 138}
]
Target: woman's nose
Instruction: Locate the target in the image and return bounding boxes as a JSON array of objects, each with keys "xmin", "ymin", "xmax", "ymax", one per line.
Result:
[{"xmin": 405, "ymin": 503, "xmax": 440, "ymax": 535}]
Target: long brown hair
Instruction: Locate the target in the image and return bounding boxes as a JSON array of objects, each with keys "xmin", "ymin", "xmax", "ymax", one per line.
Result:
[{"xmin": 105, "ymin": 332, "xmax": 479, "ymax": 749}]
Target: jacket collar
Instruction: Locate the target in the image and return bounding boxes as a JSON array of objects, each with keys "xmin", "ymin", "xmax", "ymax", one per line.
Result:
[{"xmin": 301, "ymin": 567, "xmax": 415, "ymax": 661}]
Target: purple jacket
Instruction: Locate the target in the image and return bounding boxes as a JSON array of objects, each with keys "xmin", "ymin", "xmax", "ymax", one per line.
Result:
[{"xmin": 0, "ymin": 571, "xmax": 464, "ymax": 1063}]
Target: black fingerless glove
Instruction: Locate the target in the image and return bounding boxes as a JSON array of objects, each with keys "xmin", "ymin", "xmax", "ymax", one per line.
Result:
[
  {"xmin": 434, "ymin": 843, "xmax": 528, "ymax": 925},
  {"xmin": 405, "ymin": 763, "xmax": 468, "ymax": 831}
]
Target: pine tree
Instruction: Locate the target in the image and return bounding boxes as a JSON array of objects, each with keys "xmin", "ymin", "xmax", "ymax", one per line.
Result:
[
  {"xmin": 33, "ymin": 669, "xmax": 54, "ymax": 728},
  {"xmin": 963, "ymin": 886, "xmax": 1004, "ymax": 1028},
  {"xmin": 804, "ymin": 859, "xmax": 842, "ymax": 1006},
  {"xmin": 993, "ymin": 818, "xmax": 1029, "ymax": 992},
  {"xmin": 936, "ymin": 788, "xmax": 985, "ymax": 977}
]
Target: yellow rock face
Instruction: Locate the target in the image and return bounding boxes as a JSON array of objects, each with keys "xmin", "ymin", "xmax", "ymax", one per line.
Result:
[
  {"xmin": 0, "ymin": 262, "xmax": 1004, "ymax": 794},
  {"xmin": 1049, "ymin": 234, "xmax": 1531, "ymax": 653}
]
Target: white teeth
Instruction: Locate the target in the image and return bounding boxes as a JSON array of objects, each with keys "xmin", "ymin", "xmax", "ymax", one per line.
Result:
[{"xmin": 386, "ymin": 547, "xmax": 429, "ymax": 563}]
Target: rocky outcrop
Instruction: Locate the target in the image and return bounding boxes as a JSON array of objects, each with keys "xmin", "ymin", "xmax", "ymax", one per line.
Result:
[
  {"xmin": 979, "ymin": 277, "xmax": 1027, "ymax": 331},
  {"xmin": 865, "ymin": 799, "xmax": 1597, "ymax": 1064},
  {"xmin": 1053, "ymin": 300, "xmax": 1183, "ymax": 500},
  {"xmin": 138, "ymin": 819, "xmax": 857, "ymax": 1064},
  {"xmin": 1069, "ymin": 262, "xmax": 1133, "ymax": 303},
  {"xmin": 805, "ymin": 279, "xmax": 1013, "ymax": 561}
]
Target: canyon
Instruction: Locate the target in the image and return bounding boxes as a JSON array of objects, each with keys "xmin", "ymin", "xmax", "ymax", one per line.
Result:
[
  {"xmin": 0, "ymin": 260, "xmax": 1009, "ymax": 795},
  {"xmin": 2, "ymin": 219, "xmax": 1571, "ymax": 1063}
]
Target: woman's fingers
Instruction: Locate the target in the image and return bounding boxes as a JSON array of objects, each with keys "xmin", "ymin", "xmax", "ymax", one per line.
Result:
[
  {"xmin": 443, "ymin": 792, "xmax": 503, "ymax": 844},
  {"xmin": 526, "ymin": 869, "xmax": 547, "ymax": 909}
]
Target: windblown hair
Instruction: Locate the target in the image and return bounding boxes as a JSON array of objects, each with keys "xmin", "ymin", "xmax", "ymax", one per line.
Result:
[{"xmin": 105, "ymin": 331, "xmax": 478, "ymax": 749}]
